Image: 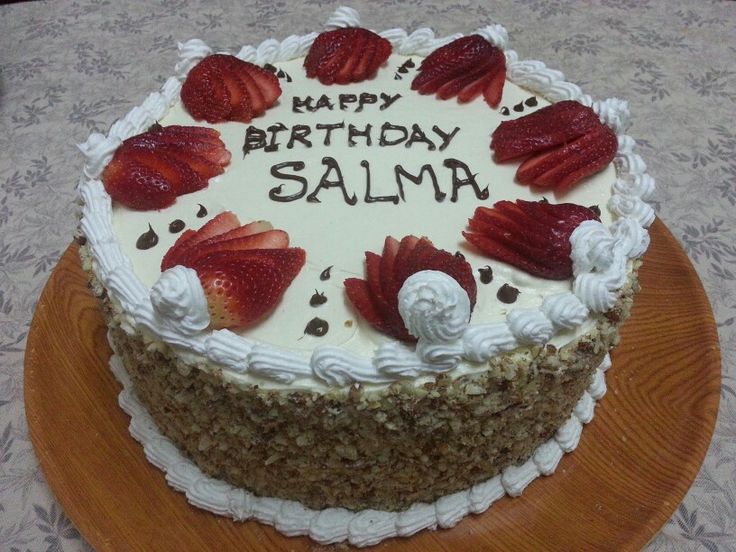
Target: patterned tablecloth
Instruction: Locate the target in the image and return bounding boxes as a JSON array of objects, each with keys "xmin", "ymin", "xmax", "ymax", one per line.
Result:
[{"xmin": 1, "ymin": 0, "xmax": 734, "ymax": 550}]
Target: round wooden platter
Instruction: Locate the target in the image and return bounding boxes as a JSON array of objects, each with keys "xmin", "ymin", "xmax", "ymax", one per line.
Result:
[{"xmin": 25, "ymin": 219, "xmax": 720, "ymax": 552}]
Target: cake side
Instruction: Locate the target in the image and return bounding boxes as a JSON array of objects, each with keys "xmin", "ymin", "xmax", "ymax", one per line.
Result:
[{"xmin": 84, "ymin": 242, "xmax": 638, "ymax": 511}]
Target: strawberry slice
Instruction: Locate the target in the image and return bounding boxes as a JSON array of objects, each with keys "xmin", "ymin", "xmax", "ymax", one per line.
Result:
[
  {"xmin": 180, "ymin": 56, "xmax": 231, "ymax": 123},
  {"xmin": 463, "ymin": 200, "xmax": 600, "ymax": 280},
  {"xmin": 193, "ymin": 248, "xmax": 305, "ymax": 329},
  {"xmin": 412, "ymin": 35, "xmax": 506, "ymax": 107},
  {"xmin": 102, "ymin": 125, "xmax": 230, "ymax": 210},
  {"xmin": 242, "ymin": 63, "xmax": 281, "ymax": 109},
  {"xmin": 345, "ymin": 236, "xmax": 476, "ymax": 342},
  {"xmin": 102, "ymin": 158, "xmax": 176, "ymax": 210},
  {"xmin": 181, "ymin": 54, "xmax": 281, "ymax": 123},
  {"xmin": 491, "ymin": 101, "xmax": 618, "ymax": 190},
  {"xmin": 161, "ymin": 211, "xmax": 240, "ymax": 270},
  {"xmin": 119, "ymin": 145, "xmax": 205, "ymax": 195},
  {"xmin": 491, "ymin": 100, "xmax": 601, "ymax": 162},
  {"xmin": 176, "ymin": 230, "xmax": 289, "ymax": 267},
  {"xmin": 304, "ymin": 27, "xmax": 392, "ymax": 84}
]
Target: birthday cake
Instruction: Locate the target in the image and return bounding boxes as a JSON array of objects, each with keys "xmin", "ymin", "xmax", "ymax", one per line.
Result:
[{"xmin": 76, "ymin": 7, "xmax": 655, "ymax": 546}]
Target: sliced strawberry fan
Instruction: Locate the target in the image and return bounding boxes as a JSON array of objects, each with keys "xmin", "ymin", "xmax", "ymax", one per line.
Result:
[
  {"xmin": 102, "ymin": 125, "xmax": 231, "ymax": 210},
  {"xmin": 304, "ymin": 27, "xmax": 392, "ymax": 84},
  {"xmin": 411, "ymin": 35, "xmax": 507, "ymax": 108},
  {"xmin": 181, "ymin": 54, "xmax": 282, "ymax": 124},
  {"xmin": 161, "ymin": 211, "xmax": 305, "ymax": 329},
  {"xmin": 491, "ymin": 100, "xmax": 618, "ymax": 191},
  {"xmin": 463, "ymin": 199, "xmax": 600, "ymax": 280},
  {"xmin": 344, "ymin": 236, "xmax": 477, "ymax": 342}
]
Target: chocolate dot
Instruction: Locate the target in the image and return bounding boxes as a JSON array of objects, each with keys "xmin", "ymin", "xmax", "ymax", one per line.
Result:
[
  {"xmin": 305, "ymin": 317, "xmax": 329, "ymax": 337},
  {"xmin": 136, "ymin": 224, "xmax": 159, "ymax": 250},
  {"xmin": 320, "ymin": 266, "xmax": 333, "ymax": 281},
  {"xmin": 478, "ymin": 266, "xmax": 494, "ymax": 284},
  {"xmin": 500, "ymin": 106, "xmax": 510, "ymax": 116},
  {"xmin": 169, "ymin": 219, "xmax": 185, "ymax": 233},
  {"xmin": 196, "ymin": 204, "xmax": 208, "ymax": 218},
  {"xmin": 589, "ymin": 204, "xmax": 601, "ymax": 217},
  {"xmin": 310, "ymin": 290, "xmax": 327, "ymax": 307},
  {"xmin": 524, "ymin": 96, "xmax": 538, "ymax": 107},
  {"xmin": 497, "ymin": 283, "xmax": 520, "ymax": 304},
  {"xmin": 513, "ymin": 101, "xmax": 525, "ymax": 113}
]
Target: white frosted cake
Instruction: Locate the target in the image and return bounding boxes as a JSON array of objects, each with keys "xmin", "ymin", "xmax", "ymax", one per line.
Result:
[{"xmin": 76, "ymin": 6, "xmax": 655, "ymax": 547}]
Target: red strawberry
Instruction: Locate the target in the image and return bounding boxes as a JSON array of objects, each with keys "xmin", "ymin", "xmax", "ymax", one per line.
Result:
[
  {"xmin": 345, "ymin": 236, "xmax": 476, "ymax": 342},
  {"xmin": 181, "ymin": 54, "xmax": 281, "ymax": 123},
  {"xmin": 102, "ymin": 157, "xmax": 176, "ymax": 210},
  {"xmin": 463, "ymin": 200, "xmax": 600, "ymax": 280},
  {"xmin": 304, "ymin": 28, "xmax": 392, "ymax": 84},
  {"xmin": 491, "ymin": 100, "xmax": 601, "ymax": 162},
  {"xmin": 412, "ymin": 35, "xmax": 506, "ymax": 108},
  {"xmin": 491, "ymin": 100, "xmax": 618, "ymax": 190},
  {"xmin": 176, "ymin": 230, "xmax": 289, "ymax": 267},
  {"xmin": 161, "ymin": 211, "xmax": 241, "ymax": 271},
  {"xmin": 102, "ymin": 125, "xmax": 230, "ymax": 210},
  {"xmin": 193, "ymin": 248, "xmax": 305, "ymax": 329}
]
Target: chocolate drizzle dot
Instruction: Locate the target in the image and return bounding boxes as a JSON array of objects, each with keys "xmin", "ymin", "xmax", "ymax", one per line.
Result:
[
  {"xmin": 310, "ymin": 290, "xmax": 327, "ymax": 307},
  {"xmin": 169, "ymin": 219, "xmax": 185, "ymax": 233},
  {"xmin": 320, "ymin": 266, "xmax": 333, "ymax": 281},
  {"xmin": 513, "ymin": 101, "xmax": 525, "ymax": 113},
  {"xmin": 589, "ymin": 204, "xmax": 602, "ymax": 217},
  {"xmin": 196, "ymin": 204, "xmax": 208, "ymax": 218},
  {"xmin": 497, "ymin": 283, "xmax": 520, "ymax": 304},
  {"xmin": 500, "ymin": 106, "xmax": 510, "ymax": 116},
  {"xmin": 524, "ymin": 96, "xmax": 538, "ymax": 107},
  {"xmin": 263, "ymin": 63, "xmax": 277, "ymax": 73},
  {"xmin": 148, "ymin": 122, "xmax": 163, "ymax": 133},
  {"xmin": 478, "ymin": 266, "xmax": 494, "ymax": 284},
  {"xmin": 305, "ymin": 317, "xmax": 329, "ymax": 337},
  {"xmin": 136, "ymin": 224, "xmax": 159, "ymax": 250}
]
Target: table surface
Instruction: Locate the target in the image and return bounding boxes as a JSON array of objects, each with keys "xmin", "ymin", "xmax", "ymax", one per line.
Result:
[{"xmin": 1, "ymin": 1, "xmax": 734, "ymax": 551}]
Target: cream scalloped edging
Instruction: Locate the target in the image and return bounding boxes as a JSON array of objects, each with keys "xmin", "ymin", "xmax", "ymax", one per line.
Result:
[
  {"xmin": 77, "ymin": 5, "xmax": 656, "ymax": 391},
  {"xmin": 109, "ymin": 332, "xmax": 611, "ymax": 547}
]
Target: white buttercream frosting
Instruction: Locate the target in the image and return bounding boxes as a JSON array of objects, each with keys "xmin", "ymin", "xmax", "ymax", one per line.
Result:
[
  {"xmin": 398, "ymin": 270, "xmax": 471, "ymax": 342},
  {"xmin": 110, "ymin": 338, "xmax": 613, "ymax": 547},
  {"xmin": 78, "ymin": 6, "xmax": 654, "ymax": 389},
  {"xmin": 150, "ymin": 266, "xmax": 210, "ymax": 335}
]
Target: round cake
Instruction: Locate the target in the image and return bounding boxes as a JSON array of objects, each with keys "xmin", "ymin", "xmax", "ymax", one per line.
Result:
[{"xmin": 76, "ymin": 6, "xmax": 655, "ymax": 546}]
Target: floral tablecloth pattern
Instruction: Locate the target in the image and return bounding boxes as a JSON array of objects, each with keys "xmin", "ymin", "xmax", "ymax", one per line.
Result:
[{"xmin": 1, "ymin": 1, "xmax": 734, "ymax": 550}]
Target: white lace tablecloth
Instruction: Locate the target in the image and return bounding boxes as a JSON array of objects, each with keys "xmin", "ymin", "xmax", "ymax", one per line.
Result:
[{"xmin": 1, "ymin": 1, "xmax": 734, "ymax": 550}]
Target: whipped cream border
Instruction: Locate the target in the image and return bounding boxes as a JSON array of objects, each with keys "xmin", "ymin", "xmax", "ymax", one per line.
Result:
[
  {"xmin": 109, "ymin": 334, "xmax": 612, "ymax": 547},
  {"xmin": 77, "ymin": 6, "xmax": 656, "ymax": 388}
]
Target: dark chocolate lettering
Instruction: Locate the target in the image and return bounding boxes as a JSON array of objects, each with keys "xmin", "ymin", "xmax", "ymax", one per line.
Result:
[
  {"xmin": 313, "ymin": 94, "xmax": 334, "ymax": 111},
  {"xmin": 266, "ymin": 123, "xmax": 287, "ymax": 152},
  {"xmin": 269, "ymin": 162, "xmax": 308, "ymax": 202},
  {"xmin": 379, "ymin": 92, "xmax": 401, "ymax": 111},
  {"xmin": 362, "ymin": 160, "xmax": 399, "ymax": 204},
  {"xmin": 292, "ymin": 96, "xmax": 313, "ymax": 113},
  {"xmin": 306, "ymin": 157, "xmax": 358, "ymax": 205},
  {"xmin": 432, "ymin": 125, "xmax": 460, "ymax": 151},
  {"xmin": 443, "ymin": 158, "xmax": 489, "ymax": 202},
  {"xmin": 243, "ymin": 126, "xmax": 267, "ymax": 156},
  {"xmin": 379, "ymin": 122, "xmax": 408, "ymax": 146},
  {"xmin": 348, "ymin": 124, "xmax": 372, "ymax": 147},
  {"xmin": 339, "ymin": 94, "xmax": 357, "ymax": 111},
  {"xmin": 405, "ymin": 124, "xmax": 436, "ymax": 150},
  {"xmin": 286, "ymin": 125, "xmax": 313, "ymax": 149},
  {"xmin": 356, "ymin": 92, "xmax": 377, "ymax": 112},
  {"xmin": 394, "ymin": 164, "xmax": 445, "ymax": 202},
  {"xmin": 315, "ymin": 122, "xmax": 345, "ymax": 146}
]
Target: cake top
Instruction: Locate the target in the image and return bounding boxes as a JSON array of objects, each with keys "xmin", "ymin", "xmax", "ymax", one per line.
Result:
[{"xmin": 78, "ymin": 6, "xmax": 655, "ymax": 391}]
